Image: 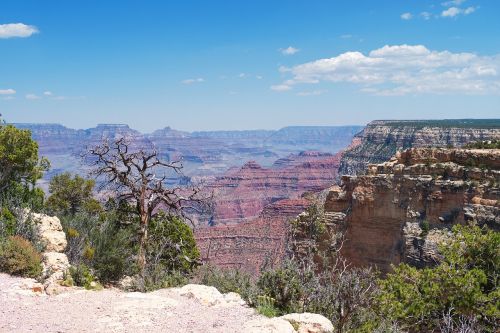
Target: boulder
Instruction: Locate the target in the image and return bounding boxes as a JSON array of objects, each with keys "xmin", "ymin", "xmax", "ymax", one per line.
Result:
[
  {"xmin": 280, "ymin": 313, "xmax": 334, "ymax": 333},
  {"xmin": 179, "ymin": 284, "xmax": 225, "ymax": 306},
  {"xmin": 242, "ymin": 317, "xmax": 296, "ymax": 333},
  {"xmin": 31, "ymin": 212, "xmax": 67, "ymax": 252}
]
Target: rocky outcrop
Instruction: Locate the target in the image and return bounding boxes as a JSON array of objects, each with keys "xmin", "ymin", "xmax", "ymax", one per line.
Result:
[
  {"xmin": 280, "ymin": 313, "xmax": 334, "ymax": 333},
  {"xmin": 30, "ymin": 213, "xmax": 70, "ymax": 293},
  {"xmin": 324, "ymin": 148, "xmax": 499, "ymax": 272},
  {"xmin": 339, "ymin": 119, "xmax": 500, "ymax": 176}
]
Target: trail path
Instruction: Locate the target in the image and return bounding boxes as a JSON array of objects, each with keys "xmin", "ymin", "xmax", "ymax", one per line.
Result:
[{"xmin": 0, "ymin": 273, "xmax": 260, "ymax": 333}]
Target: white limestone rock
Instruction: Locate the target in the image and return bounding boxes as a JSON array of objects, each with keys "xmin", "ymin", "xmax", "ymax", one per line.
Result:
[{"xmin": 280, "ymin": 313, "xmax": 334, "ymax": 333}]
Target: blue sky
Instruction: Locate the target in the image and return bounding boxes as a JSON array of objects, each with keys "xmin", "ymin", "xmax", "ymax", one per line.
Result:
[{"xmin": 1, "ymin": 0, "xmax": 499, "ymax": 132}]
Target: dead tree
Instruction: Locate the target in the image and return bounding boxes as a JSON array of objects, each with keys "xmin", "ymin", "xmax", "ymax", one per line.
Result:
[{"xmin": 86, "ymin": 137, "xmax": 204, "ymax": 275}]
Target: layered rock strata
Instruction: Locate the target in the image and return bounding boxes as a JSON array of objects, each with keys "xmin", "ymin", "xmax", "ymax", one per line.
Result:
[
  {"xmin": 324, "ymin": 148, "xmax": 499, "ymax": 272},
  {"xmin": 339, "ymin": 119, "xmax": 500, "ymax": 176}
]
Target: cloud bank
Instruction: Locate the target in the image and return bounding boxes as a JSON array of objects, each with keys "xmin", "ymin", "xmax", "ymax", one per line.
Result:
[{"xmin": 272, "ymin": 44, "xmax": 500, "ymax": 95}]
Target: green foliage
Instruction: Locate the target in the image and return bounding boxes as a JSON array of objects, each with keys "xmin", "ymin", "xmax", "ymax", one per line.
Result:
[
  {"xmin": 376, "ymin": 224, "xmax": 499, "ymax": 331},
  {"xmin": 256, "ymin": 295, "xmax": 280, "ymax": 318},
  {"xmin": 140, "ymin": 214, "xmax": 200, "ymax": 290},
  {"xmin": 69, "ymin": 263, "xmax": 102, "ymax": 290},
  {"xmin": 61, "ymin": 207, "xmax": 136, "ymax": 284},
  {"xmin": 46, "ymin": 173, "xmax": 97, "ymax": 216},
  {"xmin": 257, "ymin": 260, "xmax": 304, "ymax": 313},
  {"xmin": 0, "ymin": 124, "xmax": 49, "ymax": 191},
  {"xmin": 420, "ymin": 219, "xmax": 430, "ymax": 237},
  {"xmin": 195, "ymin": 264, "xmax": 255, "ymax": 302},
  {"xmin": 0, "ymin": 235, "xmax": 42, "ymax": 278},
  {"xmin": 465, "ymin": 139, "xmax": 500, "ymax": 149}
]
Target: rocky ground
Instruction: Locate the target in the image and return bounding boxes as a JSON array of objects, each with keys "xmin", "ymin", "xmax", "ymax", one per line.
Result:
[{"xmin": 0, "ymin": 273, "xmax": 332, "ymax": 333}]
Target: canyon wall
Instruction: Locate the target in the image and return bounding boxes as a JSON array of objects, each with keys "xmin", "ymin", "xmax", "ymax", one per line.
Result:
[
  {"xmin": 324, "ymin": 147, "xmax": 499, "ymax": 272},
  {"xmin": 339, "ymin": 119, "xmax": 500, "ymax": 176},
  {"xmin": 14, "ymin": 123, "xmax": 362, "ymax": 187},
  {"xmin": 204, "ymin": 151, "xmax": 341, "ymax": 225}
]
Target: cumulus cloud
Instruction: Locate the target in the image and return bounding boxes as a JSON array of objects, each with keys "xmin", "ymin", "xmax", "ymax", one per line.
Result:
[
  {"xmin": 271, "ymin": 44, "xmax": 500, "ymax": 96},
  {"xmin": 25, "ymin": 94, "xmax": 40, "ymax": 100},
  {"xmin": 181, "ymin": 78, "xmax": 204, "ymax": 85},
  {"xmin": 441, "ymin": 5, "xmax": 476, "ymax": 17},
  {"xmin": 43, "ymin": 91, "xmax": 53, "ymax": 96},
  {"xmin": 400, "ymin": 12, "xmax": 412, "ymax": 20},
  {"xmin": 0, "ymin": 23, "xmax": 38, "ymax": 39},
  {"xmin": 0, "ymin": 88, "xmax": 16, "ymax": 95},
  {"xmin": 281, "ymin": 46, "xmax": 299, "ymax": 55},
  {"xmin": 270, "ymin": 84, "xmax": 292, "ymax": 92}
]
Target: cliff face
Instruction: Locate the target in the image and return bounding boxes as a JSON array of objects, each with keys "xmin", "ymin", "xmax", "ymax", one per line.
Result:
[
  {"xmin": 324, "ymin": 148, "xmax": 499, "ymax": 272},
  {"xmin": 204, "ymin": 152, "xmax": 342, "ymax": 225},
  {"xmin": 339, "ymin": 119, "xmax": 500, "ymax": 176}
]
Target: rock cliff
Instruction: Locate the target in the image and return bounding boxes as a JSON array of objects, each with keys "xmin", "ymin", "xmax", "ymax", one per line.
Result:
[
  {"xmin": 203, "ymin": 152, "xmax": 341, "ymax": 225},
  {"xmin": 339, "ymin": 119, "xmax": 500, "ymax": 176},
  {"xmin": 324, "ymin": 147, "xmax": 499, "ymax": 272}
]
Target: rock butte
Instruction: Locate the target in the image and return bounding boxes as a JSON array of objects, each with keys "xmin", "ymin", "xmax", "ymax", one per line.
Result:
[{"xmin": 321, "ymin": 147, "xmax": 499, "ymax": 272}]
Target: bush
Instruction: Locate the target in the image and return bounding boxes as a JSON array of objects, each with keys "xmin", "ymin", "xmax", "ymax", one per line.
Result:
[
  {"xmin": 194, "ymin": 264, "xmax": 255, "ymax": 302},
  {"xmin": 376, "ymin": 225, "xmax": 499, "ymax": 332},
  {"xmin": 0, "ymin": 236, "xmax": 42, "ymax": 278},
  {"xmin": 69, "ymin": 263, "xmax": 101, "ymax": 290},
  {"xmin": 139, "ymin": 214, "xmax": 200, "ymax": 291},
  {"xmin": 257, "ymin": 260, "xmax": 304, "ymax": 313}
]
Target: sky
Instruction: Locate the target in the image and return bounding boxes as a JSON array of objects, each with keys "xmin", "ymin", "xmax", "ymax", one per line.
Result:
[{"xmin": 0, "ymin": 0, "xmax": 499, "ymax": 132}]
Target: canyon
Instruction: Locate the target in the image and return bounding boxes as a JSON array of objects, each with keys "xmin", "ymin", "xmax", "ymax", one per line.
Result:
[
  {"xmin": 15, "ymin": 120, "xmax": 500, "ymax": 275},
  {"xmin": 339, "ymin": 119, "xmax": 500, "ymax": 176}
]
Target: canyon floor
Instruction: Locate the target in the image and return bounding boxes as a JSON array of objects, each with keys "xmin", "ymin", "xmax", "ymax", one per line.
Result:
[{"xmin": 0, "ymin": 273, "xmax": 262, "ymax": 333}]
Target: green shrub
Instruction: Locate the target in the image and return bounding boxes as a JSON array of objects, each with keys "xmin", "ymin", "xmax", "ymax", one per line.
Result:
[
  {"xmin": 69, "ymin": 264, "xmax": 101, "ymax": 290},
  {"xmin": 376, "ymin": 225, "xmax": 499, "ymax": 332},
  {"xmin": 0, "ymin": 236, "xmax": 42, "ymax": 278},
  {"xmin": 194, "ymin": 264, "xmax": 255, "ymax": 302},
  {"xmin": 257, "ymin": 260, "xmax": 304, "ymax": 313},
  {"xmin": 256, "ymin": 295, "xmax": 280, "ymax": 318},
  {"xmin": 139, "ymin": 214, "xmax": 200, "ymax": 291}
]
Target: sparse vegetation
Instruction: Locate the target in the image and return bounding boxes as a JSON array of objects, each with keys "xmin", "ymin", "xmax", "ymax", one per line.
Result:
[{"xmin": 0, "ymin": 235, "xmax": 42, "ymax": 278}]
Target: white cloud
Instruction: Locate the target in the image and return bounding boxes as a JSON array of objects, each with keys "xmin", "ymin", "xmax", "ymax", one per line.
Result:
[
  {"xmin": 0, "ymin": 88, "xmax": 16, "ymax": 95},
  {"xmin": 340, "ymin": 34, "xmax": 352, "ymax": 39},
  {"xmin": 271, "ymin": 44, "xmax": 500, "ymax": 96},
  {"xmin": 25, "ymin": 94, "xmax": 40, "ymax": 100},
  {"xmin": 281, "ymin": 46, "xmax": 299, "ymax": 55},
  {"xmin": 43, "ymin": 91, "xmax": 53, "ymax": 96},
  {"xmin": 0, "ymin": 23, "xmax": 38, "ymax": 39},
  {"xmin": 400, "ymin": 12, "xmax": 412, "ymax": 20},
  {"xmin": 441, "ymin": 6, "xmax": 476, "ymax": 17},
  {"xmin": 238, "ymin": 73, "xmax": 246, "ymax": 78},
  {"xmin": 420, "ymin": 12, "xmax": 432, "ymax": 20},
  {"xmin": 181, "ymin": 78, "xmax": 204, "ymax": 85},
  {"xmin": 270, "ymin": 84, "xmax": 292, "ymax": 92},
  {"xmin": 256, "ymin": 75, "xmax": 263, "ymax": 80},
  {"xmin": 297, "ymin": 90, "xmax": 326, "ymax": 96},
  {"xmin": 442, "ymin": 0, "xmax": 466, "ymax": 6}
]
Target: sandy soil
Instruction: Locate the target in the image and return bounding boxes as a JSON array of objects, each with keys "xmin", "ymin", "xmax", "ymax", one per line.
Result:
[{"xmin": 0, "ymin": 273, "xmax": 260, "ymax": 333}]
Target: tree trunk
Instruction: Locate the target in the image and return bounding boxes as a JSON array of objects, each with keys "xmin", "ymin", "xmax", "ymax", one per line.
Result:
[{"xmin": 138, "ymin": 212, "xmax": 149, "ymax": 276}]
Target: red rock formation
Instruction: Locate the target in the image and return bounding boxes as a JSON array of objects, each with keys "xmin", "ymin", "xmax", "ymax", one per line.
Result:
[
  {"xmin": 324, "ymin": 148, "xmax": 500, "ymax": 272},
  {"xmin": 195, "ymin": 198, "xmax": 311, "ymax": 275},
  {"xmin": 204, "ymin": 152, "xmax": 342, "ymax": 225}
]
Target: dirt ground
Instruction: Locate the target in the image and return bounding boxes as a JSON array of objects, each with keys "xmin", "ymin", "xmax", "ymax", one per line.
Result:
[{"xmin": 0, "ymin": 273, "xmax": 261, "ymax": 333}]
